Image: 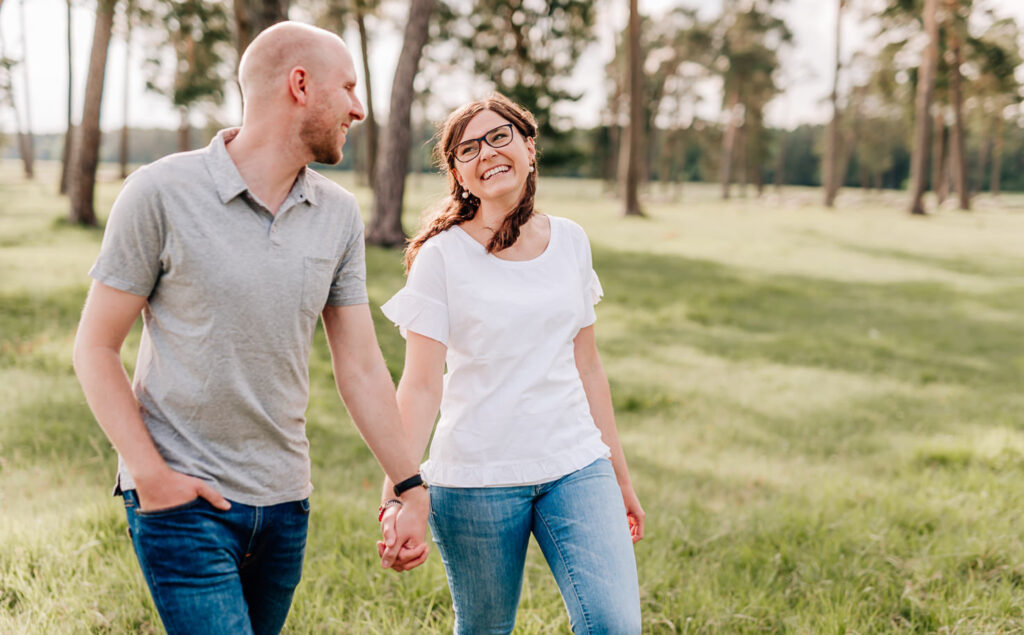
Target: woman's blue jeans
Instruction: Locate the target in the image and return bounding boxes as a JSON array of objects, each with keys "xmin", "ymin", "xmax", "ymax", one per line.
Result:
[
  {"xmin": 122, "ymin": 489, "xmax": 309, "ymax": 635},
  {"xmin": 428, "ymin": 458, "xmax": 642, "ymax": 634}
]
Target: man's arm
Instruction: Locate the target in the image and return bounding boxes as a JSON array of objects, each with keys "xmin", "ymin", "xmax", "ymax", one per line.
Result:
[
  {"xmin": 72, "ymin": 281, "xmax": 230, "ymax": 512},
  {"xmin": 320, "ymin": 304, "xmax": 430, "ymax": 568}
]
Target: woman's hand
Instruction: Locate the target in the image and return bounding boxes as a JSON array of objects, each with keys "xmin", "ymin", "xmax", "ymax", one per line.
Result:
[
  {"xmin": 377, "ymin": 505, "xmax": 430, "ymax": 572},
  {"xmin": 620, "ymin": 484, "xmax": 645, "ymax": 543}
]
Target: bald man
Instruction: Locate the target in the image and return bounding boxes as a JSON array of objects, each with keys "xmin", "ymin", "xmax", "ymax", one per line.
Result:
[{"xmin": 73, "ymin": 22, "xmax": 428, "ymax": 634}]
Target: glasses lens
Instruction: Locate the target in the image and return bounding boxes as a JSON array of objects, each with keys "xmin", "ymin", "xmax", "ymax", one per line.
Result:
[
  {"xmin": 485, "ymin": 125, "xmax": 513, "ymax": 148},
  {"xmin": 454, "ymin": 140, "xmax": 479, "ymax": 163}
]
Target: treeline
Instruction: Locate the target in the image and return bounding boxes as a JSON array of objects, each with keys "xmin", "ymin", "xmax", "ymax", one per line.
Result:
[
  {"xmin": 14, "ymin": 117, "xmax": 1024, "ymax": 194},
  {"xmin": 1, "ymin": 0, "xmax": 1022, "ymax": 237}
]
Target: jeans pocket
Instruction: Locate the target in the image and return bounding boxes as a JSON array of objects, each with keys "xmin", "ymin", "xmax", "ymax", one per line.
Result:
[
  {"xmin": 298, "ymin": 498, "xmax": 310, "ymax": 514},
  {"xmin": 136, "ymin": 497, "xmax": 204, "ymax": 517},
  {"xmin": 300, "ymin": 257, "xmax": 335, "ymax": 317}
]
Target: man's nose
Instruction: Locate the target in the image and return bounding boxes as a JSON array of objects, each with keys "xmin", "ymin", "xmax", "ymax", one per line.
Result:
[{"xmin": 350, "ymin": 94, "xmax": 366, "ymax": 122}]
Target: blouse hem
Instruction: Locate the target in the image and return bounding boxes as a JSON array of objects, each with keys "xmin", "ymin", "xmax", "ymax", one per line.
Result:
[{"xmin": 421, "ymin": 437, "xmax": 611, "ymax": 488}]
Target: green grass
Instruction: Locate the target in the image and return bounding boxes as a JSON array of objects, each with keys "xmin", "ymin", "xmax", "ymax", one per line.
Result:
[{"xmin": 2, "ymin": 160, "xmax": 1024, "ymax": 632}]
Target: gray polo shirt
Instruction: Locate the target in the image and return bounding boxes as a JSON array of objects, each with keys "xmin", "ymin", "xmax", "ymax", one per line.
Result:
[{"xmin": 90, "ymin": 129, "xmax": 368, "ymax": 506}]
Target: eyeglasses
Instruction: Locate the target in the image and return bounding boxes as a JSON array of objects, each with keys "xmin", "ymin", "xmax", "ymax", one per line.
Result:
[{"xmin": 451, "ymin": 124, "xmax": 515, "ymax": 163}]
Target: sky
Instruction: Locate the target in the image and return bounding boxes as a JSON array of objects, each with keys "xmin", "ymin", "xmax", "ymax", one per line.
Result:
[{"xmin": 2, "ymin": 0, "xmax": 1023, "ymax": 136}]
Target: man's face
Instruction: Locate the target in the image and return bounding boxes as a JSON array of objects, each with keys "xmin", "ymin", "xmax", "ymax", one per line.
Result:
[{"xmin": 300, "ymin": 49, "xmax": 365, "ymax": 165}]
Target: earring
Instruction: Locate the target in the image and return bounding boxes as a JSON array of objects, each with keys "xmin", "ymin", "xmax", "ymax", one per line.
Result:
[
  {"xmin": 528, "ymin": 165, "xmax": 535, "ymax": 173},
  {"xmin": 461, "ymin": 190, "xmax": 469, "ymax": 199}
]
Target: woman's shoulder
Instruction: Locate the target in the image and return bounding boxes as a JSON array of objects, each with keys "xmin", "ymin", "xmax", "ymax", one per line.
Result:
[{"xmin": 546, "ymin": 215, "xmax": 590, "ymax": 245}]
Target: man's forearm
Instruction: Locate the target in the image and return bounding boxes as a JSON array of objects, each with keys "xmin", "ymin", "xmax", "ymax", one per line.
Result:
[
  {"xmin": 333, "ymin": 355, "xmax": 422, "ymax": 483},
  {"xmin": 73, "ymin": 345, "xmax": 170, "ymax": 481}
]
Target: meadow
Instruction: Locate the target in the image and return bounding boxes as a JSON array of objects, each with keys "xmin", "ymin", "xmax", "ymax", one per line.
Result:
[{"xmin": 2, "ymin": 161, "xmax": 1024, "ymax": 633}]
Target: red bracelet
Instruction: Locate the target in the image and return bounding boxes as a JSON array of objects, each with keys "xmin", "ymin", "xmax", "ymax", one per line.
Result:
[{"xmin": 377, "ymin": 498, "xmax": 403, "ymax": 522}]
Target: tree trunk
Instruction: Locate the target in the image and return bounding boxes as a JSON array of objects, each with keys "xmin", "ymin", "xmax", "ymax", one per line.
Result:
[
  {"xmin": 355, "ymin": 2, "xmax": 378, "ymax": 188},
  {"xmin": 233, "ymin": 0, "xmax": 290, "ymax": 58},
  {"xmin": 737, "ymin": 124, "xmax": 747, "ymax": 198},
  {"xmin": 931, "ymin": 108, "xmax": 944, "ymax": 202},
  {"xmin": 908, "ymin": 0, "xmax": 938, "ymax": 215},
  {"xmin": 720, "ymin": 91, "xmax": 739, "ymax": 200},
  {"xmin": 621, "ymin": 0, "xmax": 644, "ymax": 216},
  {"xmin": 60, "ymin": 0, "xmax": 74, "ymax": 193},
  {"xmin": 69, "ymin": 0, "xmax": 115, "ymax": 227},
  {"xmin": 824, "ymin": 0, "xmax": 844, "ymax": 207},
  {"xmin": 367, "ymin": 0, "xmax": 436, "ymax": 246},
  {"xmin": 17, "ymin": 0, "xmax": 34, "ymax": 179},
  {"xmin": 947, "ymin": 0, "xmax": 969, "ymax": 210},
  {"xmin": 178, "ymin": 106, "xmax": 190, "ymax": 152},
  {"xmin": 990, "ymin": 112, "xmax": 1003, "ymax": 197},
  {"xmin": 120, "ymin": 3, "xmax": 132, "ymax": 179}
]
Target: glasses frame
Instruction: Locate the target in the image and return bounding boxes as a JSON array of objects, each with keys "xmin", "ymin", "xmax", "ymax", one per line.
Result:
[{"xmin": 450, "ymin": 123, "xmax": 516, "ymax": 163}]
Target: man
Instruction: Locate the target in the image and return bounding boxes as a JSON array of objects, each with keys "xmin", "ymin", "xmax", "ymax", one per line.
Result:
[{"xmin": 72, "ymin": 22, "xmax": 427, "ymax": 634}]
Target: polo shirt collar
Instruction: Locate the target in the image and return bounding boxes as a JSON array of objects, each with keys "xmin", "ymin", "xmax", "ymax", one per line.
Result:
[{"xmin": 203, "ymin": 128, "xmax": 318, "ymax": 207}]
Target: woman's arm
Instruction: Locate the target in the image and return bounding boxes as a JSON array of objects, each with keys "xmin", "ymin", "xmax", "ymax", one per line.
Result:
[
  {"xmin": 574, "ymin": 324, "xmax": 645, "ymax": 543},
  {"xmin": 378, "ymin": 331, "xmax": 448, "ymax": 570}
]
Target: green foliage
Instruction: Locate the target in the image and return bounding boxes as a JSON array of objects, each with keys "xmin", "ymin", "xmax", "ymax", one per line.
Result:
[
  {"xmin": 3, "ymin": 163, "xmax": 1024, "ymax": 631},
  {"xmin": 430, "ymin": 0, "xmax": 596, "ymax": 169},
  {"xmin": 139, "ymin": 0, "xmax": 233, "ymax": 112}
]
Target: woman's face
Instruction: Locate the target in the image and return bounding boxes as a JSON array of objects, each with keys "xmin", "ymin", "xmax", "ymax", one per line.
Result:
[{"xmin": 451, "ymin": 109, "xmax": 535, "ymax": 205}]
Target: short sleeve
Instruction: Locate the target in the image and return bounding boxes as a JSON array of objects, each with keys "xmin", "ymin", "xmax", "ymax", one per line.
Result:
[
  {"xmin": 574, "ymin": 224, "xmax": 603, "ymax": 328},
  {"xmin": 327, "ymin": 209, "xmax": 369, "ymax": 306},
  {"xmin": 380, "ymin": 240, "xmax": 449, "ymax": 345},
  {"xmin": 88, "ymin": 167, "xmax": 165, "ymax": 297}
]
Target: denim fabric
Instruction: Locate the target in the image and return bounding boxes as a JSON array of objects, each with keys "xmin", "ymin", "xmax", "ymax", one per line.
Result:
[
  {"xmin": 428, "ymin": 458, "xmax": 641, "ymax": 634},
  {"xmin": 122, "ymin": 490, "xmax": 309, "ymax": 635}
]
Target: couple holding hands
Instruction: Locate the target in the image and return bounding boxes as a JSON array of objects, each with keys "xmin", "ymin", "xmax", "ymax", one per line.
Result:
[{"xmin": 73, "ymin": 22, "xmax": 642, "ymax": 635}]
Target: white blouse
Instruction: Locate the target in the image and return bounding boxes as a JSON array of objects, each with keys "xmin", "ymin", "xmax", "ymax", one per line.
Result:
[{"xmin": 380, "ymin": 215, "xmax": 611, "ymax": 487}]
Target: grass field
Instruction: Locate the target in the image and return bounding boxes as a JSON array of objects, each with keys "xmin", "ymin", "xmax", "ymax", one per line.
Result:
[{"xmin": 2, "ymin": 160, "xmax": 1024, "ymax": 633}]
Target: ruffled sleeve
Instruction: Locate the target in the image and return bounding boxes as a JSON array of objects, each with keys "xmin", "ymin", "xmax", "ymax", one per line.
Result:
[
  {"xmin": 380, "ymin": 240, "xmax": 449, "ymax": 346},
  {"xmin": 573, "ymin": 223, "xmax": 602, "ymax": 328}
]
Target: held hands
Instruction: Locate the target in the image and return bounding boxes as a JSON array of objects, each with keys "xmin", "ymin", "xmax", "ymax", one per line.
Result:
[
  {"xmin": 621, "ymin": 483, "xmax": 645, "ymax": 543},
  {"xmin": 377, "ymin": 487, "xmax": 430, "ymax": 572},
  {"xmin": 133, "ymin": 467, "xmax": 231, "ymax": 513}
]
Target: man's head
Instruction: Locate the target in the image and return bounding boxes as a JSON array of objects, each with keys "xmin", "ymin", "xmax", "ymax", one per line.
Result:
[{"xmin": 238, "ymin": 22, "xmax": 365, "ymax": 164}]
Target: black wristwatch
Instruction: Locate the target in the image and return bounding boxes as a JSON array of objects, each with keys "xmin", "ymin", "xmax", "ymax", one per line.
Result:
[{"xmin": 393, "ymin": 473, "xmax": 427, "ymax": 497}]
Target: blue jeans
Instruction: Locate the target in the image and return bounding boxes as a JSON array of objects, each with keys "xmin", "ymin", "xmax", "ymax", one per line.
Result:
[
  {"xmin": 428, "ymin": 458, "xmax": 641, "ymax": 634},
  {"xmin": 122, "ymin": 490, "xmax": 309, "ymax": 635}
]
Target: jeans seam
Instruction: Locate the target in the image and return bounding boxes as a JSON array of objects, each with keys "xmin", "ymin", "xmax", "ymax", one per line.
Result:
[{"xmin": 534, "ymin": 507, "xmax": 592, "ymax": 635}]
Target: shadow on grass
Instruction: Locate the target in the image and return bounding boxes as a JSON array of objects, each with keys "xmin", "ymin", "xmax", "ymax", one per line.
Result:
[{"xmin": 594, "ymin": 246, "xmax": 1024, "ymax": 392}]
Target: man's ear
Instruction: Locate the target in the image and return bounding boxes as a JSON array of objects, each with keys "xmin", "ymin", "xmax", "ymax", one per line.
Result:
[{"xmin": 288, "ymin": 67, "xmax": 309, "ymax": 105}]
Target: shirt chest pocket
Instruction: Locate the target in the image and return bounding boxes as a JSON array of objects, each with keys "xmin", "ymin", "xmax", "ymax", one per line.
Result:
[{"xmin": 301, "ymin": 257, "xmax": 336, "ymax": 318}]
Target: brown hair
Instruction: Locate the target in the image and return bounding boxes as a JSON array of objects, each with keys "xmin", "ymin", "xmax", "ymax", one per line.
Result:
[{"xmin": 403, "ymin": 93, "xmax": 539, "ymax": 272}]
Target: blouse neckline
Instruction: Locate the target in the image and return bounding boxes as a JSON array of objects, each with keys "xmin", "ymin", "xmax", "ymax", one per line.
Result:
[{"xmin": 452, "ymin": 215, "xmax": 556, "ymax": 265}]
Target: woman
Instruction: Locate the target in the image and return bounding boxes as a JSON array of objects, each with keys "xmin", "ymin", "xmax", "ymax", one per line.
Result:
[{"xmin": 378, "ymin": 93, "xmax": 644, "ymax": 634}]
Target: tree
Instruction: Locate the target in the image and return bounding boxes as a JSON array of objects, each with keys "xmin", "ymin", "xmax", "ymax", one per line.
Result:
[
  {"xmin": 143, "ymin": 0, "xmax": 233, "ymax": 152},
  {"xmin": 968, "ymin": 17, "xmax": 1022, "ymax": 196},
  {"xmin": 233, "ymin": 0, "xmax": 289, "ymax": 59},
  {"xmin": 435, "ymin": 0, "xmax": 595, "ymax": 168},
  {"xmin": 315, "ymin": 0, "xmax": 380, "ymax": 187},
  {"xmin": 908, "ymin": 0, "xmax": 938, "ymax": 215},
  {"xmin": 70, "ymin": 0, "xmax": 117, "ymax": 227},
  {"xmin": 367, "ymin": 0, "xmax": 435, "ymax": 247},
  {"xmin": 823, "ymin": 0, "xmax": 845, "ymax": 207},
  {"xmin": 60, "ymin": 0, "xmax": 74, "ymax": 193},
  {"xmin": 620, "ymin": 0, "xmax": 643, "ymax": 216},
  {"xmin": 705, "ymin": 2, "xmax": 791, "ymax": 199},
  {"xmin": 944, "ymin": 0, "xmax": 969, "ymax": 210},
  {"xmin": 15, "ymin": 0, "xmax": 34, "ymax": 179},
  {"xmin": 119, "ymin": 0, "xmax": 136, "ymax": 178}
]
